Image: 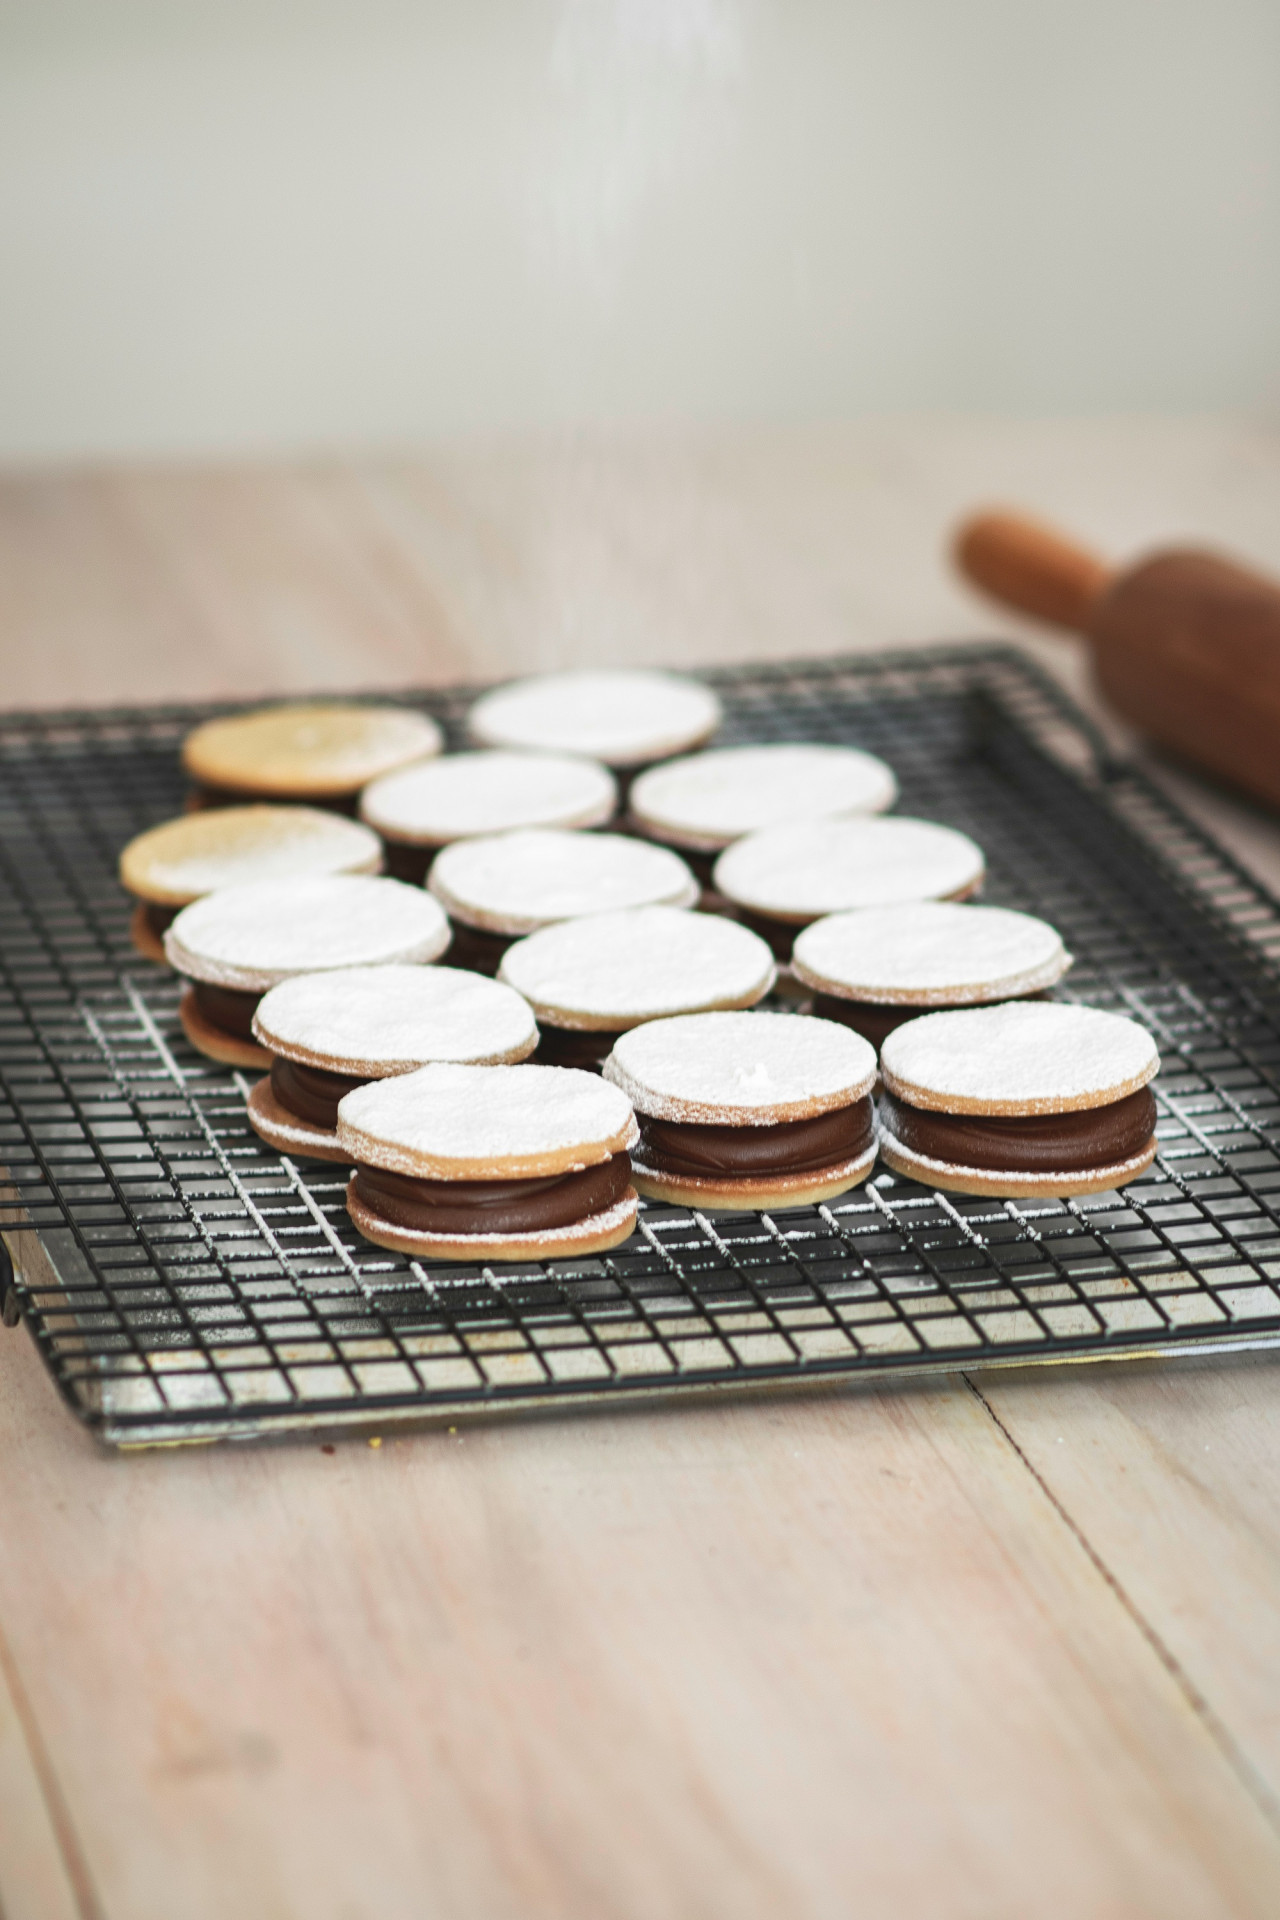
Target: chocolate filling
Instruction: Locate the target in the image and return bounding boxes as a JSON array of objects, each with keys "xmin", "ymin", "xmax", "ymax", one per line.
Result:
[
  {"xmin": 271, "ymin": 1056, "xmax": 367, "ymax": 1129},
  {"xmin": 638, "ymin": 1097, "xmax": 874, "ymax": 1180},
  {"xmin": 812, "ymin": 990, "xmax": 1049, "ymax": 1048},
  {"xmin": 188, "ymin": 783, "xmax": 359, "ymax": 815},
  {"xmin": 880, "ymin": 1086, "xmax": 1157, "ymax": 1174},
  {"xmin": 445, "ymin": 921, "xmax": 514, "ymax": 976},
  {"xmin": 353, "ymin": 1154, "xmax": 631, "ymax": 1234},
  {"xmin": 534, "ymin": 1026, "xmax": 623, "ymax": 1071},
  {"xmin": 732, "ymin": 907, "xmax": 798, "ymax": 961},
  {"xmin": 192, "ymin": 980, "xmax": 264, "ymax": 1039},
  {"xmin": 142, "ymin": 901, "xmax": 179, "ymax": 939}
]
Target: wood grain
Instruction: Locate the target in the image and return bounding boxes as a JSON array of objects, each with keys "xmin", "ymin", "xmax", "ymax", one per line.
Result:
[{"xmin": 5, "ymin": 420, "xmax": 1280, "ymax": 1916}]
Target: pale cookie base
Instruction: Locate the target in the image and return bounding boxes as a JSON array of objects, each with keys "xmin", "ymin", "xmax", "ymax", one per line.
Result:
[
  {"xmin": 630, "ymin": 1142, "xmax": 877, "ymax": 1212},
  {"xmin": 130, "ymin": 902, "xmax": 169, "ymax": 966},
  {"xmin": 179, "ymin": 986, "xmax": 271, "ymax": 1070},
  {"xmin": 877, "ymin": 1122, "xmax": 1158, "ymax": 1198},
  {"xmin": 345, "ymin": 1181, "xmax": 639, "ymax": 1261},
  {"xmin": 246, "ymin": 1077, "xmax": 349, "ymax": 1163}
]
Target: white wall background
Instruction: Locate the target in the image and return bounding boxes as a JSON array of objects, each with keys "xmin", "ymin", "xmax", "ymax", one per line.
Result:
[{"xmin": 2, "ymin": 0, "xmax": 1278, "ymax": 460}]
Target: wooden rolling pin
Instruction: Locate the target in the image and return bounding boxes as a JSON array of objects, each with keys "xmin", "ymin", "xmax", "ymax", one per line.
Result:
[{"xmin": 954, "ymin": 509, "xmax": 1280, "ymax": 810}]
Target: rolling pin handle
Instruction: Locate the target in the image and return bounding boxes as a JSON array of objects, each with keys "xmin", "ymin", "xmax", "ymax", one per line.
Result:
[{"xmin": 953, "ymin": 510, "xmax": 1114, "ymax": 634}]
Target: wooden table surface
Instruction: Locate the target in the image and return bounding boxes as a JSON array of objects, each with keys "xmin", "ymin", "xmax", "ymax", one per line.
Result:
[{"xmin": 6, "ymin": 418, "xmax": 1280, "ymax": 1920}]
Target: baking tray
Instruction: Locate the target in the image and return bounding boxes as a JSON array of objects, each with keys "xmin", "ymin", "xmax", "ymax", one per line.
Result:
[{"xmin": 4, "ymin": 646, "xmax": 1280, "ymax": 1448}]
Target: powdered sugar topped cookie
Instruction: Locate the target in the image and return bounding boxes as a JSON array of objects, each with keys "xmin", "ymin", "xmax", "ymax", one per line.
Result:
[
  {"xmin": 360, "ymin": 750, "xmax": 617, "ymax": 847},
  {"xmin": 337, "ymin": 1062, "xmax": 638, "ymax": 1179},
  {"xmin": 165, "ymin": 875, "xmax": 450, "ymax": 990},
  {"xmin": 120, "ymin": 805, "xmax": 382, "ymax": 907},
  {"xmin": 630, "ymin": 743, "xmax": 898, "ymax": 852},
  {"xmin": 881, "ymin": 1001, "xmax": 1159, "ymax": 1116},
  {"xmin": 604, "ymin": 1011, "xmax": 876, "ymax": 1125},
  {"xmin": 183, "ymin": 703, "xmax": 441, "ymax": 800},
  {"xmin": 429, "ymin": 829, "xmax": 698, "ymax": 935},
  {"xmin": 499, "ymin": 906, "xmax": 775, "ymax": 1029},
  {"xmin": 793, "ymin": 902, "xmax": 1070, "ymax": 1005},
  {"xmin": 714, "ymin": 817, "xmax": 985, "ymax": 926},
  {"xmin": 253, "ymin": 964, "xmax": 536, "ymax": 1075},
  {"xmin": 468, "ymin": 671, "xmax": 721, "ymax": 768}
]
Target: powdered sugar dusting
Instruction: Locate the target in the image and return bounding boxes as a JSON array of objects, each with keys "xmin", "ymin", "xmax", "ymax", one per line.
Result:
[
  {"xmin": 428, "ymin": 829, "xmax": 697, "ymax": 934},
  {"xmin": 164, "ymin": 875, "xmax": 450, "ymax": 990},
  {"xmin": 881, "ymin": 1002, "xmax": 1159, "ymax": 1115},
  {"xmin": 469, "ymin": 671, "xmax": 721, "ymax": 767},
  {"xmin": 631, "ymin": 744, "xmax": 897, "ymax": 850},
  {"xmin": 337, "ymin": 1062, "xmax": 638, "ymax": 1178},
  {"xmin": 120, "ymin": 805, "xmax": 381, "ymax": 906},
  {"xmin": 603, "ymin": 1011, "xmax": 876, "ymax": 1124},
  {"xmin": 714, "ymin": 816, "xmax": 984, "ymax": 923},
  {"xmin": 499, "ymin": 906, "xmax": 775, "ymax": 1027},
  {"xmin": 793, "ymin": 902, "xmax": 1069, "ymax": 1003},
  {"xmin": 360, "ymin": 751, "xmax": 616, "ymax": 846},
  {"xmin": 253, "ymin": 964, "xmax": 537, "ymax": 1073}
]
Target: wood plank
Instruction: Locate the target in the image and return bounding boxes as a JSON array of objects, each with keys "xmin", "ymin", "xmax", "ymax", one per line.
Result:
[{"xmin": 2, "ymin": 1324, "xmax": 1280, "ymax": 1919}]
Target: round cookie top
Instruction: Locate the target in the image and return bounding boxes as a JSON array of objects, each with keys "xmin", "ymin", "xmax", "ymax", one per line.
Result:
[
  {"xmin": 603, "ymin": 1011, "xmax": 876, "ymax": 1125},
  {"xmin": 630, "ymin": 743, "xmax": 898, "ymax": 852},
  {"xmin": 880, "ymin": 1001, "xmax": 1160, "ymax": 1116},
  {"xmin": 360, "ymin": 750, "xmax": 616, "ymax": 847},
  {"xmin": 337, "ymin": 1062, "xmax": 639, "ymax": 1179},
  {"xmin": 252, "ymin": 964, "xmax": 537, "ymax": 1075},
  {"xmin": 499, "ymin": 906, "xmax": 776, "ymax": 1030},
  {"xmin": 793, "ymin": 902, "xmax": 1070, "ymax": 1005},
  {"xmin": 468, "ymin": 670, "xmax": 721, "ymax": 768},
  {"xmin": 428, "ymin": 829, "xmax": 698, "ymax": 935},
  {"xmin": 713, "ymin": 817, "xmax": 985, "ymax": 925},
  {"xmin": 182, "ymin": 703, "xmax": 442, "ymax": 799},
  {"xmin": 165, "ymin": 875, "xmax": 450, "ymax": 991},
  {"xmin": 119, "ymin": 805, "xmax": 382, "ymax": 907}
]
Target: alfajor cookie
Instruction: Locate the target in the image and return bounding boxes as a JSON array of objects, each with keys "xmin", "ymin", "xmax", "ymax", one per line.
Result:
[
  {"xmin": 165, "ymin": 875, "xmax": 451, "ymax": 1069},
  {"xmin": 877, "ymin": 1000, "xmax": 1160, "ymax": 1198},
  {"xmin": 499, "ymin": 906, "xmax": 777, "ymax": 1070},
  {"xmin": 339, "ymin": 1063, "xmax": 639, "ymax": 1261},
  {"xmin": 182, "ymin": 703, "xmax": 441, "ymax": 809},
  {"xmin": 792, "ymin": 902, "xmax": 1071, "ymax": 1048},
  {"xmin": 247, "ymin": 964, "xmax": 538, "ymax": 1161},
  {"xmin": 359, "ymin": 750, "xmax": 617, "ymax": 883},
  {"xmin": 468, "ymin": 670, "xmax": 721, "ymax": 769},
  {"xmin": 630, "ymin": 743, "xmax": 898, "ymax": 855},
  {"xmin": 603, "ymin": 1011, "xmax": 877, "ymax": 1210},
  {"xmin": 713, "ymin": 816, "xmax": 986, "ymax": 957},
  {"xmin": 428, "ymin": 828, "xmax": 699, "ymax": 974},
  {"xmin": 119, "ymin": 805, "xmax": 383, "ymax": 963}
]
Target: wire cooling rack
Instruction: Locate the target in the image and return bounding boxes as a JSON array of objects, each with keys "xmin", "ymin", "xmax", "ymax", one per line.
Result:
[{"xmin": 4, "ymin": 647, "xmax": 1280, "ymax": 1447}]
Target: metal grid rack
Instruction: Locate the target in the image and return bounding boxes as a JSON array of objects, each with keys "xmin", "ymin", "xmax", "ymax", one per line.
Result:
[{"xmin": 4, "ymin": 647, "xmax": 1280, "ymax": 1447}]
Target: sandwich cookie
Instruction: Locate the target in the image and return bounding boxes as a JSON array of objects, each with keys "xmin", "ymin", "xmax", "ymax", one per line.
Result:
[
  {"xmin": 359, "ymin": 750, "xmax": 617, "ymax": 883},
  {"xmin": 792, "ymin": 902, "xmax": 1071, "ymax": 1047},
  {"xmin": 247, "ymin": 964, "xmax": 538, "ymax": 1160},
  {"xmin": 603, "ymin": 1011, "xmax": 877, "ymax": 1210},
  {"xmin": 165, "ymin": 875, "xmax": 451, "ymax": 1068},
  {"xmin": 877, "ymin": 1001, "xmax": 1160, "ymax": 1197},
  {"xmin": 340, "ymin": 1063, "xmax": 640, "ymax": 1260},
  {"xmin": 499, "ymin": 906, "xmax": 777, "ymax": 1070},
  {"xmin": 119, "ymin": 805, "xmax": 382, "ymax": 963},
  {"xmin": 630, "ymin": 743, "xmax": 898, "ymax": 881},
  {"xmin": 713, "ymin": 816, "xmax": 986, "ymax": 958},
  {"xmin": 182, "ymin": 703, "xmax": 441, "ymax": 810},
  {"xmin": 428, "ymin": 828, "xmax": 699, "ymax": 975},
  {"xmin": 468, "ymin": 670, "xmax": 721, "ymax": 771}
]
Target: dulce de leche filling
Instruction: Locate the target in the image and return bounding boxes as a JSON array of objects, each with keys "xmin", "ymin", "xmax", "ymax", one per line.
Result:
[
  {"xmin": 637, "ymin": 1097, "xmax": 874, "ymax": 1180},
  {"xmin": 270, "ymin": 1057, "xmax": 366, "ymax": 1129},
  {"xmin": 352, "ymin": 1154, "xmax": 632, "ymax": 1235},
  {"xmin": 192, "ymin": 980, "xmax": 264, "ymax": 1039},
  {"xmin": 880, "ymin": 1086, "xmax": 1157, "ymax": 1174}
]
